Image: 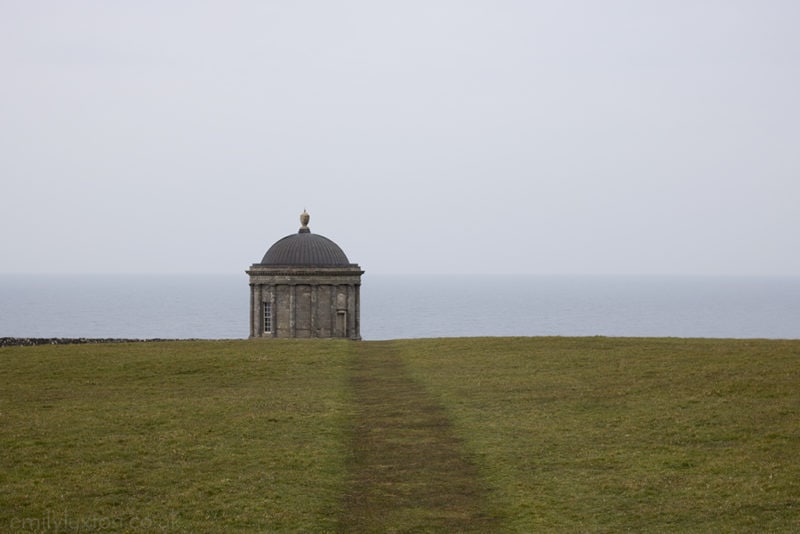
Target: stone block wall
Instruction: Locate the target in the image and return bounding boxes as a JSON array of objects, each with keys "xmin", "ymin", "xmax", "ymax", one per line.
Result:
[{"xmin": 247, "ymin": 266, "xmax": 363, "ymax": 340}]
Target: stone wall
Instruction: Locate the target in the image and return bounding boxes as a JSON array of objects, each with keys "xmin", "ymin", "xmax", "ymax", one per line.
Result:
[{"xmin": 0, "ymin": 338, "xmax": 174, "ymax": 347}]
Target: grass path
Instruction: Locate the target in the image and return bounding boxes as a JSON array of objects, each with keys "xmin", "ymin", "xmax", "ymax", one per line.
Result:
[{"xmin": 340, "ymin": 341, "xmax": 497, "ymax": 532}]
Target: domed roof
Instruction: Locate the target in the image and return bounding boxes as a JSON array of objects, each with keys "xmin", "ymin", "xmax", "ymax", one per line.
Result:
[{"xmin": 259, "ymin": 211, "xmax": 351, "ymax": 266}]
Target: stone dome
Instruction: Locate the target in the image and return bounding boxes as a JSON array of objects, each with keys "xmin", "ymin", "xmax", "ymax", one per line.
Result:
[
  {"xmin": 260, "ymin": 233, "xmax": 350, "ymax": 266},
  {"xmin": 259, "ymin": 211, "xmax": 351, "ymax": 266}
]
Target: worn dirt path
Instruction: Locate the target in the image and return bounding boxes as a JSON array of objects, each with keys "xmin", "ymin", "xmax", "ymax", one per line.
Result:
[{"xmin": 339, "ymin": 341, "xmax": 497, "ymax": 532}]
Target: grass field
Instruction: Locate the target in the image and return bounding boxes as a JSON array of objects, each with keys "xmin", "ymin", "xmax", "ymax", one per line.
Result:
[{"xmin": 1, "ymin": 337, "xmax": 798, "ymax": 532}]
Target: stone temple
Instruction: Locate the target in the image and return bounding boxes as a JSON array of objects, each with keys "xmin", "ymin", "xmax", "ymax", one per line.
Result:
[{"xmin": 247, "ymin": 211, "xmax": 363, "ymax": 339}]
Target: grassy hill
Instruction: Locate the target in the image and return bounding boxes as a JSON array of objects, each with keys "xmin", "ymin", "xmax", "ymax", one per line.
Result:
[{"xmin": 2, "ymin": 337, "xmax": 798, "ymax": 532}]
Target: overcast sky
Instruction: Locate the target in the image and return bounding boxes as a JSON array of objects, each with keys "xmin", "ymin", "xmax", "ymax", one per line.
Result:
[{"xmin": 2, "ymin": 1, "xmax": 798, "ymax": 275}]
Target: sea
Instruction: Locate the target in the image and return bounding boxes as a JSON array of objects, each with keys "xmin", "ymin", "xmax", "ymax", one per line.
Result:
[{"xmin": 1, "ymin": 274, "xmax": 798, "ymax": 340}]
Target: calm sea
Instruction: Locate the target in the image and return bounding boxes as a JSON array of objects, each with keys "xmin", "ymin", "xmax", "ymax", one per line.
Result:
[{"xmin": 0, "ymin": 275, "xmax": 798, "ymax": 340}]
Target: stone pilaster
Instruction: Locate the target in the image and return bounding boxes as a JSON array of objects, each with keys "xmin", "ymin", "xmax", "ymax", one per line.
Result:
[{"xmin": 246, "ymin": 265, "xmax": 363, "ymax": 339}]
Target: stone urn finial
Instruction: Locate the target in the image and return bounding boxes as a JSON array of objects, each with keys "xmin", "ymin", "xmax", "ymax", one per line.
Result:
[{"xmin": 299, "ymin": 210, "xmax": 310, "ymax": 233}]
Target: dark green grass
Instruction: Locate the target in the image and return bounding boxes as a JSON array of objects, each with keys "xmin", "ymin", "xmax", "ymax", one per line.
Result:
[
  {"xmin": 1, "ymin": 340, "xmax": 353, "ymax": 532},
  {"xmin": 399, "ymin": 337, "xmax": 800, "ymax": 532},
  {"xmin": 2, "ymin": 337, "xmax": 799, "ymax": 532}
]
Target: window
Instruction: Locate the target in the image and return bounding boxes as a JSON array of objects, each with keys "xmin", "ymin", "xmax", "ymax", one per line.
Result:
[
  {"xmin": 263, "ymin": 302, "xmax": 272, "ymax": 334},
  {"xmin": 337, "ymin": 310, "xmax": 347, "ymax": 337}
]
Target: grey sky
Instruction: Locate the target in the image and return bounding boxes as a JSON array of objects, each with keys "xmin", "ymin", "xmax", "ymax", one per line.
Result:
[{"xmin": 2, "ymin": 1, "xmax": 798, "ymax": 275}]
